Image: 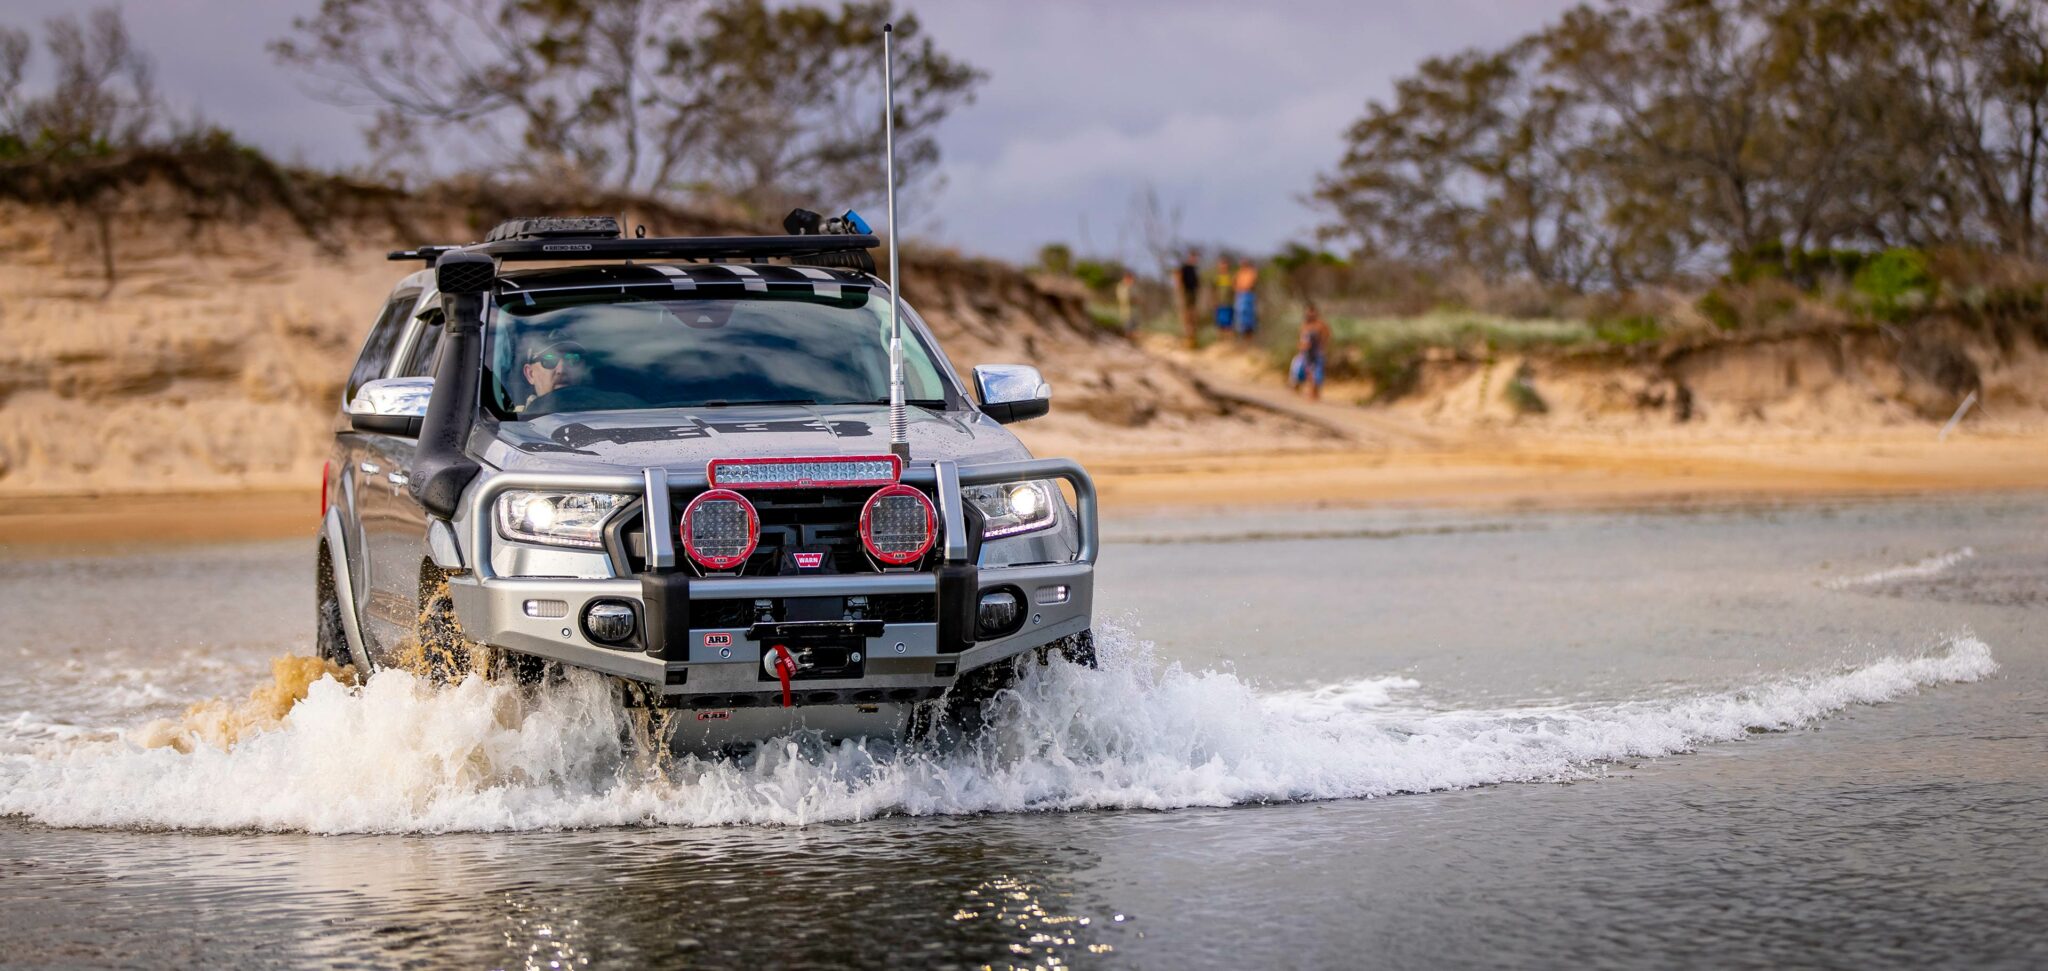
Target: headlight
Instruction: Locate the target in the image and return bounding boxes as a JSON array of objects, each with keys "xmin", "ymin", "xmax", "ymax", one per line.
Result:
[
  {"xmin": 494, "ymin": 491, "xmax": 627, "ymax": 549},
  {"xmin": 965, "ymin": 480, "xmax": 1057, "ymax": 539}
]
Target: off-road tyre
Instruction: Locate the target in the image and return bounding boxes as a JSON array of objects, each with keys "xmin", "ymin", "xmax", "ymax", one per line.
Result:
[
  {"xmin": 920, "ymin": 629, "xmax": 1096, "ymax": 740},
  {"xmin": 416, "ymin": 564, "xmax": 554, "ymax": 685}
]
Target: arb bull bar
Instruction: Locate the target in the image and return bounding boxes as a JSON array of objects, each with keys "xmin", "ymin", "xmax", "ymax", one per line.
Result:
[{"xmin": 442, "ymin": 458, "xmax": 1096, "ymax": 703}]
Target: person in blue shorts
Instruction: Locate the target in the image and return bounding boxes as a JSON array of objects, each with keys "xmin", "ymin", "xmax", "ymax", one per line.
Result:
[
  {"xmin": 1289, "ymin": 302, "xmax": 1333, "ymax": 400},
  {"xmin": 1232, "ymin": 258, "xmax": 1259, "ymax": 340}
]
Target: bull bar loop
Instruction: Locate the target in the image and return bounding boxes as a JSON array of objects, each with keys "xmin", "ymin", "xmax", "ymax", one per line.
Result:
[{"xmin": 459, "ymin": 457, "xmax": 1098, "ymax": 582}]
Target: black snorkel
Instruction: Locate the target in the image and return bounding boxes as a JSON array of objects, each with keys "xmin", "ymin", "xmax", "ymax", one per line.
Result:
[{"xmin": 408, "ymin": 249, "xmax": 495, "ymax": 520}]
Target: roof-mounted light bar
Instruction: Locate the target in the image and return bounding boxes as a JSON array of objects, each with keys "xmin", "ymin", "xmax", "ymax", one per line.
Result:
[
  {"xmin": 387, "ymin": 233, "xmax": 881, "ymax": 266},
  {"xmin": 707, "ymin": 455, "xmax": 902, "ymax": 490}
]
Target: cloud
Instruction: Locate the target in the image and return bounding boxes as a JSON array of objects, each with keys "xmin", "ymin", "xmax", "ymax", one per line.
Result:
[{"xmin": 0, "ymin": 0, "xmax": 1579, "ymax": 263}]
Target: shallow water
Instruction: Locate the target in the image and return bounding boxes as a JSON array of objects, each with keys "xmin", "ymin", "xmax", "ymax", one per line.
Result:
[{"xmin": 1, "ymin": 495, "xmax": 2043, "ymax": 968}]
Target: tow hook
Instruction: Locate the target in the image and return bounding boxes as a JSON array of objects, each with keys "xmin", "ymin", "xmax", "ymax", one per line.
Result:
[{"xmin": 765, "ymin": 645, "xmax": 800, "ymax": 708}]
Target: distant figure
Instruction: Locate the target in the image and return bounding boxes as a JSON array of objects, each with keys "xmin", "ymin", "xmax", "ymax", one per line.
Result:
[
  {"xmin": 1213, "ymin": 256, "xmax": 1235, "ymax": 331},
  {"xmin": 1116, "ymin": 269, "xmax": 1138, "ymax": 335},
  {"xmin": 1290, "ymin": 302, "xmax": 1333, "ymax": 400},
  {"xmin": 1232, "ymin": 258, "xmax": 1260, "ymax": 340},
  {"xmin": 1177, "ymin": 249, "xmax": 1202, "ymax": 348}
]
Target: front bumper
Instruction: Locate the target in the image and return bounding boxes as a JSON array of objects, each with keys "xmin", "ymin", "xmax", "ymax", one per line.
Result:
[{"xmin": 442, "ymin": 458, "xmax": 1096, "ymax": 704}]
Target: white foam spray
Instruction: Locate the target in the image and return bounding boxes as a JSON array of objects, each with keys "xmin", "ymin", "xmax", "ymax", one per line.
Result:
[
  {"xmin": 0, "ymin": 629, "xmax": 1996, "ymax": 834},
  {"xmin": 1826, "ymin": 547, "xmax": 1976, "ymax": 589}
]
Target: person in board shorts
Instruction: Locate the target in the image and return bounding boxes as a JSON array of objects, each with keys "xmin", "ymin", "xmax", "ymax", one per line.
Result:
[
  {"xmin": 1232, "ymin": 258, "xmax": 1260, "ymax": 340},
  {"xmin": 1290, "ymin": 302, "xmax": 1333, "ymax": 400},
  {"xmin": 1177, "ymin": 248, "xmax": 1202, "ymax": 348}
]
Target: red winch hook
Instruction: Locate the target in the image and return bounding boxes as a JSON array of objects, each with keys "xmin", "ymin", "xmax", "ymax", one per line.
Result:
[{"xmin": 770, "ymin": 644, "xmax": 797, "ymax": 708}]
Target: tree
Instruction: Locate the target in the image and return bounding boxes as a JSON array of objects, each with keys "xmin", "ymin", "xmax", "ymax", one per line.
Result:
[
  {"xmin": 1315, "ymin": 0, "xmax": 2048, "ymax": 287},
  {"xmin": 0, "ymin": 6, "xmax": 157, "ymax": 157},
  {"xmin": 271, "ymin": 0, "xmax": 984, "ymax": 216},
  {"xmin": 0, "ymin": 7, "xmax": 160, "ymax": 295}
]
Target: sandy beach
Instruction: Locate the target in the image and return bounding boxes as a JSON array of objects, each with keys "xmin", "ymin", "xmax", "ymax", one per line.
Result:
[{"xmin": 6, "ymin": 428, "xmax": 2042, "ymax": 547}]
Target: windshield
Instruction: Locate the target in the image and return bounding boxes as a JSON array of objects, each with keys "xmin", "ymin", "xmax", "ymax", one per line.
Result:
[{"xmin": 485, "ymin": 286, "xmax": 952, "ymax": 419}]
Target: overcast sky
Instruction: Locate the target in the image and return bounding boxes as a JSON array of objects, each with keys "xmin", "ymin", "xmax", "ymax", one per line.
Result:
[{"xmin": 1, "ymin": 0, "xmax": 1578, "ymax": 264}]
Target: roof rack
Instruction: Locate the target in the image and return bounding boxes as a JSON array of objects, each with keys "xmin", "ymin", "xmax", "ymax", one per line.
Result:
[{"xmin": 387, "ymin": 214, "xmax": 879, "ymax": 266}]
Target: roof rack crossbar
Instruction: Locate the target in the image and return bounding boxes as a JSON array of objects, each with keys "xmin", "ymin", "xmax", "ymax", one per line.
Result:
[{"xmin": 386, "ymin": 233, "xmax": 880, "ymax": 265}]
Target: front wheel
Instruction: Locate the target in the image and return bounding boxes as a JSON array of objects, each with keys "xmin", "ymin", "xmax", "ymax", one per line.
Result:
[
  {"xmin": 412, "ymin": 565, "xmax": 554, "ymax": 685},
  {"xmin": 922, "ymin": 630, "xmax": 1096, "ymax": 738}
]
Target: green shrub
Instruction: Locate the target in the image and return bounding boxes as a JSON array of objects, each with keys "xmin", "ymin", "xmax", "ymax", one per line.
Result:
[
  {"xmin": 1072, "ymin": 259, "xmax": 1125, "ymax": 292},
  {"xmin": 1036, "ymin": 242, "xmax": 1073, "ymax": 275},
  {"xmin": 1697, "ymin": 289, "xmax": 1741, "ymax": 330},
  {"xmin": 1730, "ymin": 241, "xmax": 1871, "ymax": 288},
  {"xmin": 1852, "ymin": 248, "xmax": 1936, "ymax": 322},
  {"xmin": 1504, "ymin": 364, "xmax": 1548, "ymax": 415},
  {"xmin": 1593, "ymin": 314, "xmax": 1663, "ymax": 345}
]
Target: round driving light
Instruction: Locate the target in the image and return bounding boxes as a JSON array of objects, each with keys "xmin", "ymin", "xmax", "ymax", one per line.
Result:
[
  {"xmin": 859, "ymin": 484, "xmax": 936, "ymax": 566},
  {"xmin": 583, "ymin": 601, "xmax": 638, "ymax": 645},
  {"xmin": 977, "ymin": 590, "xmax": 1021, "ymax": 636},
  {"xmin": 681, "ymin": 488, "xmax": 759, "ymax": 571}
]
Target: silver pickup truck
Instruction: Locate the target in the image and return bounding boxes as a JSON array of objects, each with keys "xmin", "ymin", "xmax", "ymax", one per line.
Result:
[{"xmin": 315, "ymin": 216, "xmax": 1096, "ymax": 745}]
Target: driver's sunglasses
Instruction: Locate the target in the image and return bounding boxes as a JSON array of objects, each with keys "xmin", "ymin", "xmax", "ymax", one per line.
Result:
[{"xmin": 530, "ymin": 350, "xmax": 584, "ymax": 370}]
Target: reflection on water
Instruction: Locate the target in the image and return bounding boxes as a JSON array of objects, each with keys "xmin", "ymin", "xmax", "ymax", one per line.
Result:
[{"xmin": 0, "ymin": 816, "xmax": 1133, "ymax": 969}]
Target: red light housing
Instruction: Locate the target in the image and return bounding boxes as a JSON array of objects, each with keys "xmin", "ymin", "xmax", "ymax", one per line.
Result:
[
  {"xmin": 859, "ymin": 484, "xmax": 937, "ymax": 566},
  {"xmin": 681, "ymin": 488, "xmax": 759, "ymax": 572},
  {"xmin": 320, "ymin": 460, "xmax": 331, "ymax": 517}
]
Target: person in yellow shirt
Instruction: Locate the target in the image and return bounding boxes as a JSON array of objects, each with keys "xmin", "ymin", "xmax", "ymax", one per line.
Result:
[{"xmin": 1232, "ymin": 258, "xmax": 1259, "ymax": 340}]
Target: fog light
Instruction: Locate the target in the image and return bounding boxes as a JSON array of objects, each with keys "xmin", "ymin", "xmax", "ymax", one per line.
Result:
[
  {"xmin": 976, "ymin": 590, "xmax": 1021, "ymax": 636},
  {"xmin": 523, "ymin": 599, "xmax": 568, "ymax": 618},
  {"xmin": 583, "ymin": 602, "xmax": 638, "ymax": 645}
]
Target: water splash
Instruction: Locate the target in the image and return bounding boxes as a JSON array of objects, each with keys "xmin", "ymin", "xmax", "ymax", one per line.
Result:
[
  {"xmin": 131, "ymin": 655, "xmax": 353, "ymax": 753},
  {"xmin": 1826, "ymin": 547, "xmax": 1976, "ymax": 589},
  {"xmin": 0, "ymin": 628, "xmax": 1996, "ymax": 834}
]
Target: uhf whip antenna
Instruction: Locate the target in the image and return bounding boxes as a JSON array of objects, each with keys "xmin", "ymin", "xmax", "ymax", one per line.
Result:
[{"xmin": 882, "ymin": 22, "xmax": 909, "ymax": 459}]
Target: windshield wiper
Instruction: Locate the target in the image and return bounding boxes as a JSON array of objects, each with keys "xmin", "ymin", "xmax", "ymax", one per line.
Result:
[{"xmin": 694, "ymin": 398, "xmax": 819, "ymax": 407}]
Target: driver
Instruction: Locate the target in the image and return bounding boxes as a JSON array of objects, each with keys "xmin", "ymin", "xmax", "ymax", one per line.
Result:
[{"xmin": 521, "ymin": 336, "xmax": 585, "ymax": 408}]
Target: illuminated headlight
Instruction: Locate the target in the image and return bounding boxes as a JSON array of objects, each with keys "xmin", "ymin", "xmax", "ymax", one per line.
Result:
[
  {"xmin": 965, "ymin": 481, "xmax": 1057, "ymax": 538},
  {"xmin": 494, "ymin": 491, "xmax": 626, "ymax": 549}
]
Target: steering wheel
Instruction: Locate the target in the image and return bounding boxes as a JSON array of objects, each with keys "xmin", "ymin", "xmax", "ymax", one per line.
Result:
[{"xmin": 524, "ymin": 384, "xmax": 646, "ymax": 418}]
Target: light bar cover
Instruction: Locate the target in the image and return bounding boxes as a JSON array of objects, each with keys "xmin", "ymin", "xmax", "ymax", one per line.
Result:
[{"xmin": 708, "ymin": 455, "xmax": 902, "ymax": 490}]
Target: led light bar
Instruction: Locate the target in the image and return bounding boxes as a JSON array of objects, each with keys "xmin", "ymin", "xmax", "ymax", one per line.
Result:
[{"xmin": 707, "ymin": 455, "xmax": 902, "ymax": 490}]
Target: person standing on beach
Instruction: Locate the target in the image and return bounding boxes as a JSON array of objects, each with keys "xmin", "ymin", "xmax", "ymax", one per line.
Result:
[
  {"xmin": 1233, "ymin": 257, "xmax": 1260, "ymax": 340},
  {"xmin": 1116, "ymin": 269, "xmax": 1138, "ymax": 335},
  {"xmin": 1213, "ymin": 256, "xmax": 1235, "ymax": 332},
  {"xmin": 1290, "ymin": 302, "xmax": 1333, "ymax": 400},
  {"xmin": 1177, "ymin": 249, "xmax": 1202, "ymax": 348}
]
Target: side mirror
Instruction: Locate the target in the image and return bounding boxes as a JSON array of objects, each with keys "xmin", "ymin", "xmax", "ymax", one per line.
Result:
[
  {"xmin": 972, "ymin": 364, "xmax": 1051, "ymax": 424},
  {"xmin": 347, "ymin": 376, "xmax": 435, "ymax": 436}
]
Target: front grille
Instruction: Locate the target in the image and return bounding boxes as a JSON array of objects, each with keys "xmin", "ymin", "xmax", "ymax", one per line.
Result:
[
  {"xmin": 683, "ymin": 486, "xmax": 935, "ymax": 576},
  {"xmin": 612, "ymin": 486, "xmax": 940, "ymax": 579},
  {"xmin": 863, "ymin": 594, "xmax": 937, "ymax": 623},
  {"xmin": 690, "ymin": 594, "xmax": 937, "ymax": 627},
  {"xmin": 695, "ymin": 599, "xmax": 760, "ymax": 627}
]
